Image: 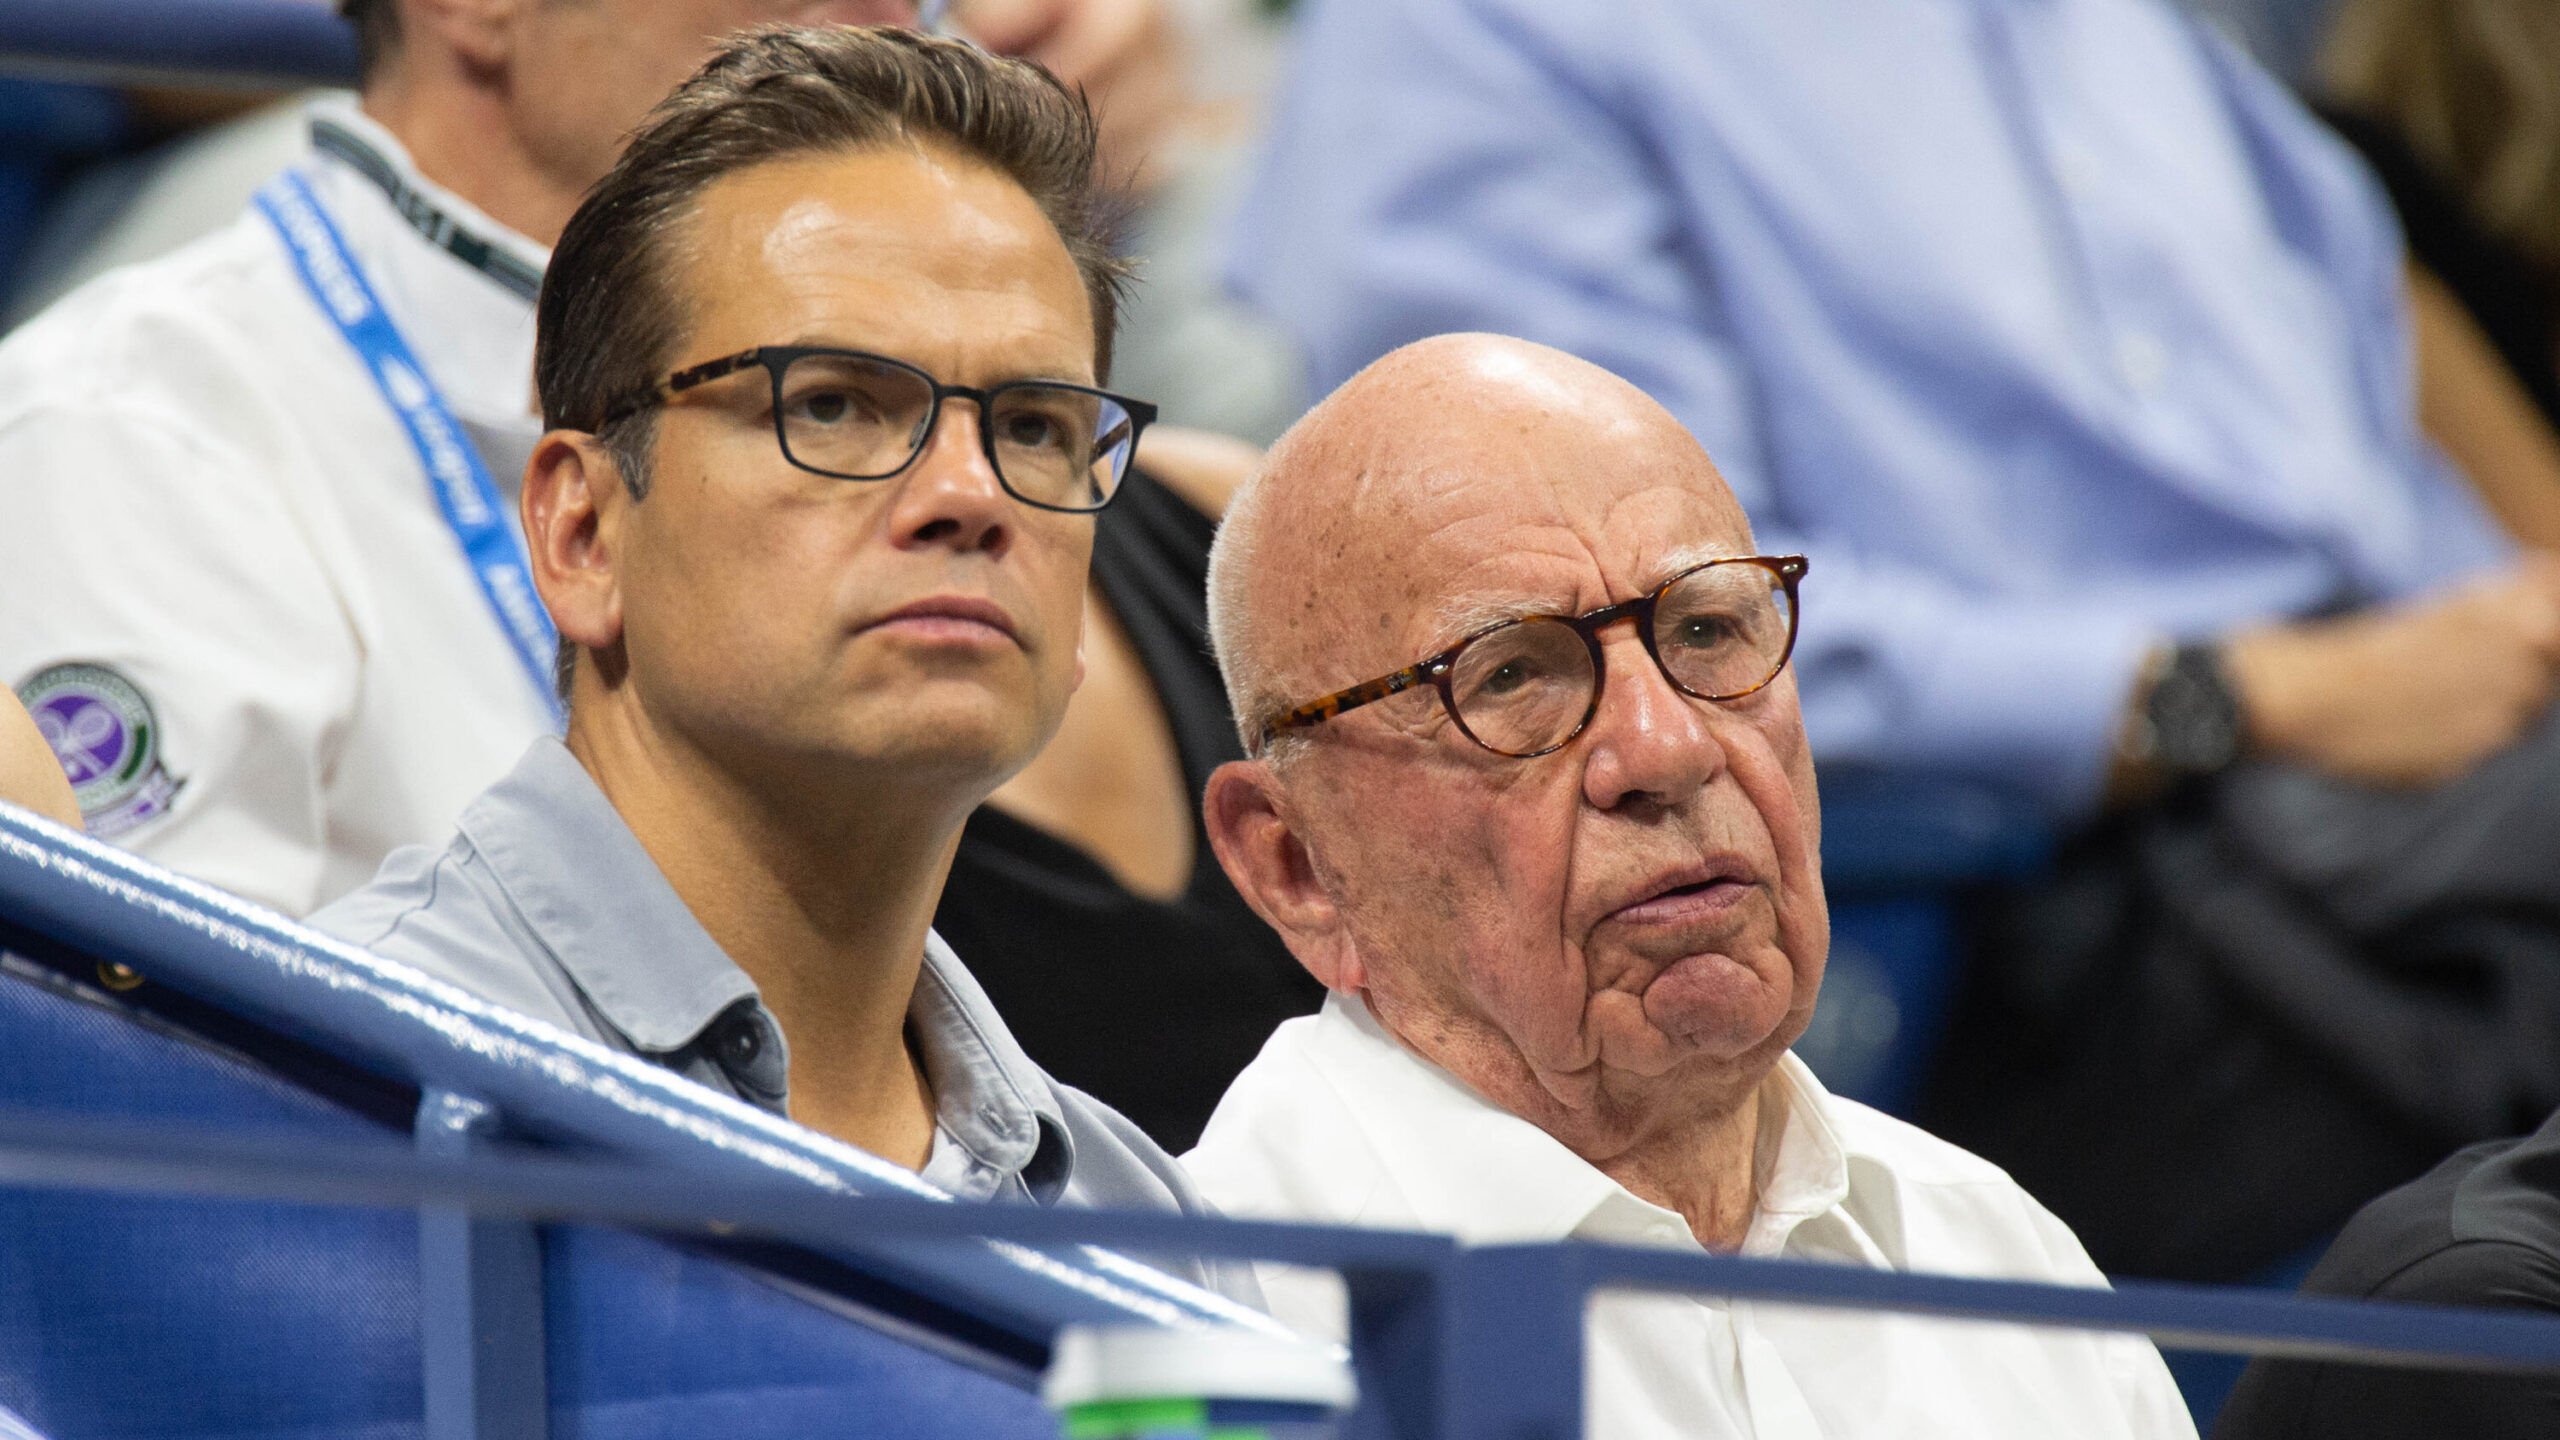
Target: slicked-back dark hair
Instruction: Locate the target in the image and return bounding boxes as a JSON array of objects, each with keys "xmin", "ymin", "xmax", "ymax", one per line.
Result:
[{"xmin": 534, "ymin": 24, "xmax": 1131, "ymax": 500}]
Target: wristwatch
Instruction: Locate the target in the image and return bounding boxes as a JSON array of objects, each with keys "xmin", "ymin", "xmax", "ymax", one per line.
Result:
[{"xmin": 2131, "ymin": 641, "xmax": 2246, "ymax": 781}]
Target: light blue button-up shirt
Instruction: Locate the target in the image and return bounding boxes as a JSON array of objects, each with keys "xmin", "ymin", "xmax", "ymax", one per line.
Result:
[
  {"xmin": 1230, "ymin": 0, "xmax": 2512, "ymax": 815},
  {"xmin": 313, "ymin": 739, "xmax": 1257, "ymax": 1310}
]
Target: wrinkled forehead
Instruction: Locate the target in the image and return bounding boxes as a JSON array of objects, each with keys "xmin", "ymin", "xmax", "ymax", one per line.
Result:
[{"xmin": 1320, "ymin": 427, "xmax": 1756, "ymax": 668}]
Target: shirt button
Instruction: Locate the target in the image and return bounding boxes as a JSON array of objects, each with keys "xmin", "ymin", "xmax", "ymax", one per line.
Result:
[{"xmin": 720, "ymin": 1015, "xmax": 764, "ymax": 1066}]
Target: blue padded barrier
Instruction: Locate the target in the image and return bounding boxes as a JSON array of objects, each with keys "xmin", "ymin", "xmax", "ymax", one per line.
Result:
[
  {"xmin": 0, "ymin": 804, "xmax": 1263, "ymax": 1345},
  {"xmin": 0, "ymin": 1, "xmax": 356, "ymax": 90},
  {"xmin": 0, "ymin": 963, "xmax": 428, "ymax": 1438},
  {"xmin": 0, "ymin": 937, "xmax": 1056, "ymax": 1439},
  {"xmin": 0, "ymin": 800, "xmax": 1283, "ymax": 1440},
  {"xmin": 9, "ymin": 1104, "xmax": 2560, "ymax": 1440}
]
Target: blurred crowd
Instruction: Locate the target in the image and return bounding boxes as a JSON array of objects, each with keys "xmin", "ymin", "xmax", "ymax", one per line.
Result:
[{"xmin": 7, "ymin": 0, "xmax": 2560, "ymax": 1433}]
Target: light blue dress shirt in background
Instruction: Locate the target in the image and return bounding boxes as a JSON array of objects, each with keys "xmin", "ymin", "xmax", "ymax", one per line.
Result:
[{"xmin": 1228, "ymin": 0, "xmax": 2511, "ymax": 816}]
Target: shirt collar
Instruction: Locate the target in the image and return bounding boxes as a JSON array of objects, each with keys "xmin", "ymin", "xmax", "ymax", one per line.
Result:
[
  {"xmin": 912, "ymin": 933, "xmax": 1076, "ymax": 1201},
  {"xmin": 1313, "ymin": 992, "xmax": 1854, "ymax": 1251},
  {"xmin": 459, "ymin": 739, "xmax": 763, "ymax": 1057},
  {"xmin": 1739, "ymin": 1055, "xmax": 1855, "ymax": 1253},
  {"xmin": 460, "ymin": 739, "xmax": 1076, "ymax": 1197},
  {"xmin": 295, "ymin": 97, "xmax": 547, "ymax": 435},
  {"xmin": 1309, "ymin": 993, "xmax": 1623, "ymax": 1243}
]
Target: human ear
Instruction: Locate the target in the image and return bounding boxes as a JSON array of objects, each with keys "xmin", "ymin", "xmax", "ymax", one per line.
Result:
[
  {"xmin": 404, "ymin": 0, "xmax": 523, "ymax": 70},
  {"xmin": 1203, "ymin": 759, "xmax": 1363, "ymax": 991},
  {"xmin": 521, "ymin": 431, "xmax": 625, "ymax": 664}
]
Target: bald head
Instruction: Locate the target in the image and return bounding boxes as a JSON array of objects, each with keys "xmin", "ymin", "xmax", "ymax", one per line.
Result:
[
  {"xmin": 1201, "ymin": 333, "xmax": 1826, "ymax": 1169},
  {"xmin": 1208, "ymin": 334, "xmax": 1757, "ymax": 751}
]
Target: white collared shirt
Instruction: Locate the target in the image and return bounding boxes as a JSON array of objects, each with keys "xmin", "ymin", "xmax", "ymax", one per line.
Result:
[
  {"xmin": 0, "ymin": 99, "xmax": 554, "ymax": 914},
  {"xmin": 1186, "ymin": 994, "xmax": 2197, "ymax": 1439}
]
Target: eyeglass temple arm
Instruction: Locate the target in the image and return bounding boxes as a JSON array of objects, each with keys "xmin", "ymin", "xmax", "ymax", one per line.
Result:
[
  {"xmin": 595, "ymin": 349, "xmax": 769, "ymax": 429},
  {"xmin": 1255, "ymin": 661, "xmax": 1440, "ymax": 750}
]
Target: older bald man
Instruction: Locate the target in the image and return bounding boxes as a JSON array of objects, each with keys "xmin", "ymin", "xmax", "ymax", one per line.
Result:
[{"xmin": 1184, "ymin": 335, "xmax": 2194, "ymax": 1438}]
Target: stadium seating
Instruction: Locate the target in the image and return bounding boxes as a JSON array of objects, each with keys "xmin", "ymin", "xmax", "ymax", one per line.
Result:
[
  {"xmin": 7, "ymin": 798, "xmax": 2559, "ymax": 1439},
  {"xmin": 0, "ymin": 801, "xmax": 1269, "ymax": 1439},
  {"xmin": 1, "ymin": 12, "xmax": 2551, "ymax": 1439}
]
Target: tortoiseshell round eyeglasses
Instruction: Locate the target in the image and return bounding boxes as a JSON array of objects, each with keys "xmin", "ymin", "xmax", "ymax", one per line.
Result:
[{"xmin": 1257, "ymin": 555, "xmax": 1808, "ymax": 759}]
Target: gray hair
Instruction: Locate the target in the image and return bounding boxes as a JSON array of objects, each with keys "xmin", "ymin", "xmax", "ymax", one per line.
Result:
[{"xmin": 1203, "ymin": 444, "xmax": 1287, "ymax": 757}]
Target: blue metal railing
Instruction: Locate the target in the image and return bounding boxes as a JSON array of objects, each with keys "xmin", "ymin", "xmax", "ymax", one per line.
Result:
[
  {"xmin": 7, "ymin": 1100, "xmax": 2560, "ymax": 1440},
  {"xmin": 8, "ymin": 794, "xmax": 2560, "ymax": 1439},
  {"xmin": 0, "ymin": 803, "xmax": 1263, "ymax": 1344}
]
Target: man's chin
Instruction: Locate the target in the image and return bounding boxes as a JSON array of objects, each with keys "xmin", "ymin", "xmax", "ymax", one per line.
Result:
[
  {"xmin": 861, "ymin": 719, "xmax": 1044, "ymax": 782},
  {"xmin": 1633, "ymin": 952, "xmax": 1794, "ymax": 1061},
  {"xmin": 766, "ymin": 698, "xmax": 1046, "ymax": 791}
]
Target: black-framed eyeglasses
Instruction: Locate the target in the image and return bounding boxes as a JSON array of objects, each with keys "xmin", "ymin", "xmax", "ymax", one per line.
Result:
[
  {"xmin": 595, "ymin": 345, "xmax": 1157, "ymax": 514},
  {"xmin": 1258, "ymin": 555, "xmax": 1808, "ymax": 758}
]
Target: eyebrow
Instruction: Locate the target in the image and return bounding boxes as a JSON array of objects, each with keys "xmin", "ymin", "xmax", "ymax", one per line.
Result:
[
  {"xmin": 776, "ymin": 337, "xmax": 1095, "ymax": 389},
  {"xmin": 1421, "ymin": 542, "xmax": 1751, "ymax": 644}
]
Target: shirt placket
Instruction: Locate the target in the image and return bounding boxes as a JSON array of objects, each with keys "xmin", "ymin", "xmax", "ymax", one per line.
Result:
[{"xmin": 1730, "ymin": 1300, "xmax": 1825, "ymax": 1440}]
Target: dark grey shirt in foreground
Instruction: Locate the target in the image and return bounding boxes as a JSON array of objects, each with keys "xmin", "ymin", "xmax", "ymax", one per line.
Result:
[
  {"xmin": 312, "ymin": 740, "xmax": 1253, "ymax": 1297},
  {"xmin": 2214, "ymin": 1103, "xmax": 2560, "ymax": 1439}
]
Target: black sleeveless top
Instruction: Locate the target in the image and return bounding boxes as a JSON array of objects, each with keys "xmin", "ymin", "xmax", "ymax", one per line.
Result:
[{"xmin": 931, "ymin": 470, "xmax": 1323, "ymax": 1152}]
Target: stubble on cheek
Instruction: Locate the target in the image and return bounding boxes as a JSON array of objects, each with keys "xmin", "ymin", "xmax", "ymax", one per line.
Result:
[{"xmin": 1339, "ymin": 790, "xmax": 1603, "ymax": 1092}]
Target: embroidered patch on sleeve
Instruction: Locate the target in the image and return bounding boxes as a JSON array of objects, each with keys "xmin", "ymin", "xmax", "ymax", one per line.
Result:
[{"xmin": 15, "ymin": 662, "xmax": 188, "ymax": 837}]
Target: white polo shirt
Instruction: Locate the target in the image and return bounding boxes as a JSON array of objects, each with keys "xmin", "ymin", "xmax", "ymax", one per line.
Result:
[
  {"xmin": 1185, "ymin": 993, "xmax": 2198, "ymax": 1440},
  {"xmin": 0, "ymin": 100, "xmax": 555, "ymax": 915}
]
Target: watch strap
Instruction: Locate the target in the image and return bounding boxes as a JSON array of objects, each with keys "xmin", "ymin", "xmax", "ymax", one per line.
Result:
[{"xmin": 2142, "ymin": 641, "xmax": 2245, "ymax": 779}]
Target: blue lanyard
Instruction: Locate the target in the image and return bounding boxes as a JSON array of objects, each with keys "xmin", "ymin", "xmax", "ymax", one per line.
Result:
[{"xmin": 255, "ymin": 169, "xmax": 565, "ymax": 728}]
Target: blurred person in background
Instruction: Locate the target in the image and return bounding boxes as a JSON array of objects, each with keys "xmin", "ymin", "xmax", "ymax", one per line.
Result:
[
  {"xmin": 0, "ymin": 0, "xmax": 917, "ymax": 918},
  {"xmin": 2213, "ymin": 1093, "xmax": 2560, "ymax": 1435},
  {"xmin": 963, "ymin": 0, "xmax": 1307, "ymax": 447},
  {"xmin": 0, "ymin": 0, "xmax": 1316, "ymax": 1151},
  {"xmin": 2183, "ymin": 0, "xmax": 2341, "ymax": 80},
  {"xmin": 2317, "ymin": 0, "xmax": 2560, "ymax": 467},
  {"xmin": 1229, "ymin": 0, "xmax": 2560, "ymax": 1282}
]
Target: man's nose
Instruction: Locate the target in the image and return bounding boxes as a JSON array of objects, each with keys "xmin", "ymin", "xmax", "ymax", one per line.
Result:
[
  {"xmin": 884, "ymin": 398, "xmax": 1013, "ymax": 557},
  {"xmin": 1579, "ymin": 627, "xmax": 1725, "ymax": 813}
]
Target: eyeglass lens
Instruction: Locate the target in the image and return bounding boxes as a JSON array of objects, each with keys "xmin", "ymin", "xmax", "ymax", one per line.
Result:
[
  {"xmin": 1447, "ymin": 562, "xmax": 1797, "ymax": 756},
  {"xmin": 774, "ymin": 351, "xmax": 1137, "ymax": 510}
]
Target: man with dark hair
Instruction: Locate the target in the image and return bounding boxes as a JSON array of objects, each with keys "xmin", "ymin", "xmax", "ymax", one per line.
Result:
[
  {"xmin": 312, "ymin": 26, "xmax": 1238, "ymax": 1250},
  {"xmin": 0, "ymin": 0, "xmax": 907, "ymax": 915}
]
